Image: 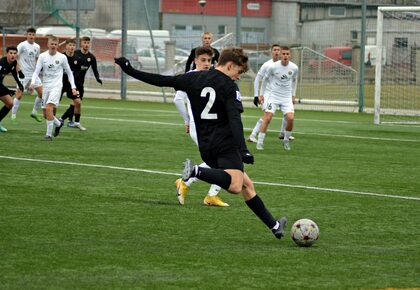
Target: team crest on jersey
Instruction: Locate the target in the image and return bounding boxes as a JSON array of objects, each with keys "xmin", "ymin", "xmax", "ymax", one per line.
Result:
[
  {"xmin": 87, "ymin": 58, "xmax": 91, "ymax": 62},
  {"xmin": 74, "ymin": 60, "xmax": 78, "ymax": 65},
  {"xmin": 236, "ymin": 90, "xmax": 241, "ymax": 102},
  {"xmin": 288, "ymin": 71, "xmax": 292, "ymax": 75},
  {"xmin": 55, "ymin": 60, "xmax": 60, "ymax": 64}
]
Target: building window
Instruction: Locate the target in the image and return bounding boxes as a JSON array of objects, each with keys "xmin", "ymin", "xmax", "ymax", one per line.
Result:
[
  {"xmin": 394, "ymin": 37, "xmax": 408, "ymax": 48},
  {"xmin": 329, "ymin": 6, "xmax": 346, "ymax": 17},
  {"xmin": 218, "ymin": 25, "xmax": 227, "ymax": 35}
]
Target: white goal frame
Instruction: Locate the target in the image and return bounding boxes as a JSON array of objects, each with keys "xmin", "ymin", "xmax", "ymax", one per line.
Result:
[{"xmin": 374, "ymin": 6, "xmax": 420, "ymax": 124}]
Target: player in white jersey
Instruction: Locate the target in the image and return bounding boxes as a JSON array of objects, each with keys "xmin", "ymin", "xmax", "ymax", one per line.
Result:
[
  {"xmin": 173, "ymin": 47, "xmax": 229, "ymax": 207},
  {"xmin": 257, "ymin": 46, "xmax": 298, "ymax": 151},
  {"xmin": 30, "ymin": 35, "xmax": 77, "ymax": 141},
  {"xmin": 11, "ymin": 27, "xmax": 44, "ymax": 123}
]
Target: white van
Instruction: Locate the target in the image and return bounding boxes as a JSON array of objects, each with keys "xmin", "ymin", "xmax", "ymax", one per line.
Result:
[
  {"xmin": 36, "ymin": 26, "xmax": 107, "ymax": 38},
  {"xmin": 107, "ymin": 30, "xmax": 170, "ymax": 50},
  {"xmin": 36, "ymin": 26, "xmax": 76, "ymax": 37}
]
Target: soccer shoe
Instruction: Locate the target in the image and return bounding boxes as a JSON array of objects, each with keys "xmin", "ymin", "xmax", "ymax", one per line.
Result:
[
  {"xmin": 272, "ymin": 217, "xmax": 288, "ymax": 239},
  {"xmin": 247, "ymin": 135, "xmax": 257, "ymax": 143},
  {"xmin": 43, "ymin": 135, "xmax": 53, "ymax": 141},
  {"xmin": 279, "ymin": 135, "xmax": 295, "ymax": 141},
  {"xmin": 67, "ymin": 121, "xmax": 76, "ymax": 128},
  {"xmin": 74, "ymin": 122, "xmax": 87, "ymax": 131},
  {"xmin": 203, "ymin": 195, "xmax": 229, "ymax": 207},
  {"xmin": 283, "ymin": 140, "xmax": 291, "ymax": 151},
  {"xmin": 181, "ymin": 159, "xmax": 195, "ymax": 181},
  {"xmin": 0, "ymin": 123, "xmax": 8, "ymax": 132},
  {"xmin": 30, "ymin": 113, "xmax": 43, "ymax": 122},
  {"xmin": 256, "ymin": 142, "xmax": 264, "ymax": 150},
  {"xmin": 53, "ymin": 120, "xmax": 64, "ymax": 137},
  {"xmin": 175, "ymin": 178, "xmax": 189, "ymax": 205}
]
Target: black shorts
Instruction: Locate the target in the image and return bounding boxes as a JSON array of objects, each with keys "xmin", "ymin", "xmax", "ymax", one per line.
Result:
[
  {"xmin": 61, "ymin": 84, "xmax": 84, "ymax": 100},
  {"xmin": 199, "ymin": 145, "xmax": 244, "ymax": 172},
  {"xmin": 0, "ymin": 83, "xmax": 14, "ymax": 97}
]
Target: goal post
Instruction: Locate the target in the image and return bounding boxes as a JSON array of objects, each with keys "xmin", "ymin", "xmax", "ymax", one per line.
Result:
[{"xmin": 374, "ymin": 6, "xmax": 420, "ymax": 124}]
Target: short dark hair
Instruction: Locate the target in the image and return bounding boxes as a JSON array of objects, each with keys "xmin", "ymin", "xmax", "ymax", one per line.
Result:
[
  {"xmin": 281, "ymin": 46, "xmax": 291, "ymax": 51},
  {"xmin": 27, "ymin": 27, "xmax": 36, "ymax": 34},
  {"xmin": 194, "ymin": 46, "xmax": 213, "ymax": 58},
  {"xmin": 271, "ymin": 44, "xmax": 281, "ymax": 50},
  {"xmin": 217, "ymin": 47, "xmax": 249, "ymax": 73},
  {"xmin": 81, "ymin": 36, "xmax": 91, "ymax": 41},
  {"xmin": 6, "ymin": 46, "xmax": 17, "ymax": 53},
  {"xmin": 66, "ymin": 38, "xmax": 76, "ymax": 44}
]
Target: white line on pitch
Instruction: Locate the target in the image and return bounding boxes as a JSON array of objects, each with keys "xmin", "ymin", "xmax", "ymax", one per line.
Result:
[
  {"xmin": 1, "ymin": 155, "xmax": 419, "ymax": 202},
  {"xmin": 83, "ymin": 116, "xmax": 420, "ymax": 143}
]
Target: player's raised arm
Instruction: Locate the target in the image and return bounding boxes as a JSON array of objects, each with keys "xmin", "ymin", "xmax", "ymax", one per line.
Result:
[{"xmin": 115, "ymin": 57, "xmax": 185, "ymax": 91}]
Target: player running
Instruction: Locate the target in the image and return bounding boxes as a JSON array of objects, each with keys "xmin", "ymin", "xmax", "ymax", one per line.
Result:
[
  {"xmin": 60, "ymin": 36, "xmax": 102, "ymax": 130},
  {"xmin": 11, "ymin": 27, "xmax": 43, "ymax": 123},
  {"xmin": 30, "ymin": 36, "xmax": 77, "ymax": 141},
  {"xmin": 0, "ymin": 47, "xmax": 25, "ymax": 132}
]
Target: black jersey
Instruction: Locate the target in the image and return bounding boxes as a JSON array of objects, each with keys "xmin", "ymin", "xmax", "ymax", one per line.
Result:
[
  {"xmin": 124, "ymin": 67, "xmax": 247, "ymax": 154},
  {"xmin": 185, "ymin": 46, "xmax": 220, "ymax": 72},
  {"xmin": 73, "ymin": 49, "xmax": 100, "ymax": 86},
  {"xmin": 62, "ymin": 52, "xmax": 78, "ymax": 85},
  {"xmin": 0, "ymin": 57, "xmax": 18, "ymax": 83}
]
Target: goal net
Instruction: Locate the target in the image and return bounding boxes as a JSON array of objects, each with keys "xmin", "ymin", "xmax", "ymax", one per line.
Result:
[
  {"xmin": 374, "ymin": 6, "xmax": 420, "ymax": 124},
  {"xmin": 295, "ymin": 47, "xmax": 358, "ymax": 112}
]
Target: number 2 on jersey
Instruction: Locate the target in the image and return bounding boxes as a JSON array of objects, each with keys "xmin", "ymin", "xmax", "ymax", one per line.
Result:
[{"xmin": 200, "ymin": 87, "xmax": 217, "ymax": 120}]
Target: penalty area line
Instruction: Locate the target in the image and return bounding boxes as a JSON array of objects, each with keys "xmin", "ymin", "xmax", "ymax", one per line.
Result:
[{"xmin": 1, "ymin": 155, "xmax": 419, "ymax": 202}]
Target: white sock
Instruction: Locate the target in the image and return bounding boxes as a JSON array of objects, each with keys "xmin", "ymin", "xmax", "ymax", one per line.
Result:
[
  {"xmin": 207, "ymin": 184, "xmax": 221, "ymax": 197},
  {"xmin": 257, "ymin": 132, "xmax": 265, "ymax": 143},
  {"xmin": 53, "ymin": 117, "xmax": 61, "ymax": 126},
  {"xmin": 46, "ymin": 120, "xmax": 54, "ymax": 136},
  {"xmin": 12, "ymin": 98, "xmax": 20, "ymax": 116},
  {"xmin": 32, "ymin": 97, "xmax": 42, "ymax": 114},
  {"xmin": 280, "ymin": 115, "xmax": 287, "ymax": 136},
  {"xmin": 185, "ymin": 177, "xmax": 198, "ymax": 187},
  {"xmin": 272, "ymin": 221, "xmax": 280, "ymax": 230},
  {"xmin": 284, "ymin": 131, "xmax": 292, "ymax": 140},
  {"xmin": 251, "ymin": 118, "xmax": 263, "ymax": 138},
  {"xmin": 199, "ymin": 162, "xmax": 210, "ymax": 168}
]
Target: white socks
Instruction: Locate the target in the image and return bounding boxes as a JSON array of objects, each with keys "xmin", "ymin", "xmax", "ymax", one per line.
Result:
[
  {"xmin": 207, "ymin": 184, "xmax": 221, "ymax": 197},
  {"xmin": 251, "ymin": 118, "xmax": 263, "ymax": 138},
  {"xmin": 46, "ymin": 120, "xmax": 54, "ymax": 137},
  {"xmin": 258, "ymin": 132, "xmax": 266, "ymax": 144},
  {"xmin": 11, "ymin": 98, "xmax": 20, "ymax": 116},
  {"xmin": 32, "ymin": 97, "xmax": 42, "ymax": 114}
]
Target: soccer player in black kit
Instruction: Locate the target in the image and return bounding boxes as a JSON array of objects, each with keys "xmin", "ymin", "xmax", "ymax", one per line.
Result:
[
  {"xmin": 0, "ymin": 46, "xmax": 24, "ymax": 132},
  {"xmin": 60, "ymin": 36, "xmax": 102, "ymax": 131},
  {"xmin": 115, "ymin": 47, "xmax": 287, "ymax": 240}
]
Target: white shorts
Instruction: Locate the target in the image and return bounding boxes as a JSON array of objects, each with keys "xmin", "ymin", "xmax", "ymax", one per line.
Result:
[
  {"xmin": 42, "ymin": 86, "xmax": 62, "ymax": 108},
  {"xmin": 17, "ymin": 77, "xmax": 42, "ymax": 91},
  {"xmin": 264, "ymin": 98, "xmax": 294, "ymax": 115}
]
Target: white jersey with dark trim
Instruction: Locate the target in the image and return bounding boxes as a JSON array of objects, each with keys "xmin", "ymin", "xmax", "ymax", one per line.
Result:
[
  {"xmin": 17, "ymin": 40, "xmax": 40, "ymax": 76},
  {"xmin": 262, "ymin": 61, "xmax": 299, "ymax": 103}
]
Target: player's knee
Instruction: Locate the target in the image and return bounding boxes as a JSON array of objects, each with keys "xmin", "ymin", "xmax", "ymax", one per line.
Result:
[{"xmin": 228, "ymin": 182, "xmax": 242, "ymax": 194}]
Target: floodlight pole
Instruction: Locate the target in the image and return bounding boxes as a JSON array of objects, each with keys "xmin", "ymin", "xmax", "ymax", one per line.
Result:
[
  {"xmin": 236, "ymin": 0, "xmax": 241, "ymax": 46},
  {"xmin": 120, "ymin": 0, "xmax": 127, "ymax": 100},
  {"xmin": 31, "ymin": 0, "xmax": 35, "ymax": 27},
  {"xmin": 76, "ymin": 0, "xmax": 80, "ymax": 49},
  {"xmin": 358, "ymin": 0, "xmax": 366, "ymax": 112}
]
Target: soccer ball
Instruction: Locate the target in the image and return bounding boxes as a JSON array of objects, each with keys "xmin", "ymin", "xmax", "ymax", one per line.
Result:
[{"xmin": 290, "ymin": 218, "xmax": 319, "ymax": 247}]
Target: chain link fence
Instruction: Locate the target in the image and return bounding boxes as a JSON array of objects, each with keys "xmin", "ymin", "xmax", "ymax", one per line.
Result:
[{"xmin": 1, "ymin": 0, "xmax": 419, "ymax": 111}]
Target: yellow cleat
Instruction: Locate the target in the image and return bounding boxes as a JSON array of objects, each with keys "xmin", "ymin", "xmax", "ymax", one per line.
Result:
[
  {"xmin": 203, "ymin": 195, "xmax": 229, "ymax": 207},
  {"xmin": 175, "ymin": 178, "xmax": 189, "ymax": 205}
]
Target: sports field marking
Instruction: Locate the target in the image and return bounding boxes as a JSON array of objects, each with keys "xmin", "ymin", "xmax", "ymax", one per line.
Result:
[
  {"xmin": 84, "ymin": 116, "xmax": 420, "ymax": 143},
  {"xmin": 1, "ymin": 155, "xmax": 419, "ymax": 202}
]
